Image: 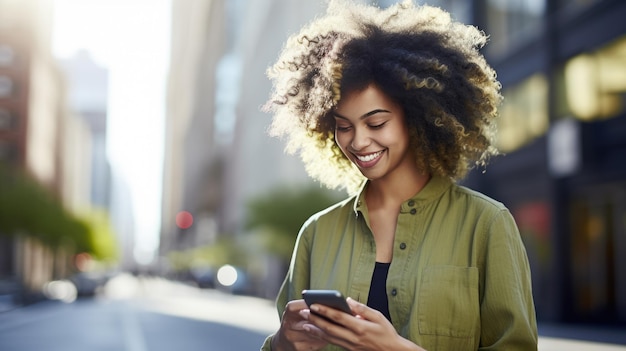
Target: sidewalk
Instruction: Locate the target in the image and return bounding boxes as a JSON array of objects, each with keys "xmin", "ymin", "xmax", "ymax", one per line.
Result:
[
  {"xmin": 538, "ymin": 323, "xmax": 626, "ymax": 350},
  {"xmin": 539, "ymin": 337, "xmax": 626, "ymax": 351}
]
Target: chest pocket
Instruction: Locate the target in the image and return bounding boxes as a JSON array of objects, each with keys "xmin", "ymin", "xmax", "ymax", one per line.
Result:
[{"xmin": 418, "ymin": 265, "xmax": 479, "ymax": 338}]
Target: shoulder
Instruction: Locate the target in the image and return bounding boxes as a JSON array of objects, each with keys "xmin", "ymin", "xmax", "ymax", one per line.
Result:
[
  {"xmin": 448, "ymin": 184, "xmax": 523, "ymax": 247},
  {"xmin": 448, "ymin": 182, "xmax": 508, "ymax": 213},
  {"xmin": 306, "ymin": 195, "xmax": 356, "ymax": 224},
  {"xmin": 441, "ymin": 182, "xmax": 518, "ymax": 234},
  {"xmin": 298, "ymin": 194, "xmax": 357, "ymax": 236}
]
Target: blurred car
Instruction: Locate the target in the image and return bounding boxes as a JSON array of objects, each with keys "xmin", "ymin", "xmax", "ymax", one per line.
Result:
[
  {"xmin": 69, "ymin": 271, "xmax": 111, "ymax": 297},
  {"xmin": 189, "ymin": 266, "xmax": 216, "ymax": 289}
]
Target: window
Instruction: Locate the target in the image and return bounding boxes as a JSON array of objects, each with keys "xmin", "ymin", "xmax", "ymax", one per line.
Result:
[
  {"xmin": 0, "ymin": 75, "xmax": 13, "ymax": 98},
  {"xmin": 0, "ymin": 44, "xmax": 14, "ymax": 67},
  {"xmin": 556, "ymin": 35, "xmax": 626, "ymax": 121},
  {"xmin": 373, "ymin": 0, "xmax": 471, "ymax": 23},
  {"xmin": 0, "ymin": 108, "xmax": 16, "ymax": 131},
  {"xmin": 556, "ymin": 0, "xmax": 601, "ymax": 12},
  {"xmin": 0, "ymin": 140, "xmax": 17, "ymax": 162},
  {"xmin": 570, "ymin": 182, "xmax": 626, "ymax": 322},
  {"xmin": 496, "ymin": 74, "xmax": 549, "ymax": 152},
  {"xmin": 485, "ymin": 0, "xmax": 546, "ymax": 57}
]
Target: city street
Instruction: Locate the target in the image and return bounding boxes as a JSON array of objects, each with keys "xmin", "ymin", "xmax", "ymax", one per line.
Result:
[
  {"xmin": 0, "ymin": 274, "xmax": 624, "ymax": 351},
  {"xmin": 0, "ymin": 274, "xmax": 278, "ymax": 351}
]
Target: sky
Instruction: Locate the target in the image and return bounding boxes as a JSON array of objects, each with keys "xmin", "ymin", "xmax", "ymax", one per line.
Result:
[{"xmin": 52, "ymin": 0, "xmax": 171, "ymax": 264}]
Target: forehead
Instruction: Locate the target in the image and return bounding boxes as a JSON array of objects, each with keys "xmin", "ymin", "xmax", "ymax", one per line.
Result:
[{"xmin": 335, "ymin": 84, "xmax": 401, "ymax": 116}]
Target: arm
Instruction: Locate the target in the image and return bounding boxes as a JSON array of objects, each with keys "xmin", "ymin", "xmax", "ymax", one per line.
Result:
[
  {"xmin": 479, "ymin": 210, "xmax": 538, "ymax": 350},
  {"xmin": 261, "ymin": 221, "xmax": 327, "ymax": 351}
]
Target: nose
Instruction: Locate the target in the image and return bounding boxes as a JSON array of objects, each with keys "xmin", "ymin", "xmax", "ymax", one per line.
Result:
[{"xmin": 350, "ymin": 126, "xmax": 370, "ymax": 151}]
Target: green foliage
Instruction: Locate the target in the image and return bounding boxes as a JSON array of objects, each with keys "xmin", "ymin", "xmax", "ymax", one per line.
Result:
[
  {"xmin": 245, "ymin": 184, "xmax": 342, "ymax": 263},
  {"xmin": 167, "ymin": 236, "xmax": 248, "ymax": 271},
  {"xmin": 0, "ymin": 164, "xmax": 117, "ymax": 261},
  {"xmin": 77, "ymin": 209, "xmax": 119, "ymax": 261}
]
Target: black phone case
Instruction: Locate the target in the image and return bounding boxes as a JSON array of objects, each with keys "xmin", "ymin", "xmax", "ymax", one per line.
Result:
[{"xmin": 302, "ymin": 289, "xmax": 353, "ymax": 314}]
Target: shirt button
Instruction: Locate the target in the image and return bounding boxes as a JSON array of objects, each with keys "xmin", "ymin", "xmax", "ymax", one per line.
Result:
[
  {"xmin": 399, "ymin": 243, "xmax": 407, "ymax": 250},
  {"xmin": 391, "ymin": 289, "xmax": 398, "ymax": 296},
  {"xmin": 408, "ymin": 200, "xmax": 415, "ymax": 206},
  {"xmin": 410, "ymin": 208, "xmax": 417, "ymax": 215}
]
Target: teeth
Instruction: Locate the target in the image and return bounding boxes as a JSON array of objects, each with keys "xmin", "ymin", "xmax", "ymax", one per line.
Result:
[{"xmin": 357, "ymin": 151, "xmax": 382, "ymax": 162}]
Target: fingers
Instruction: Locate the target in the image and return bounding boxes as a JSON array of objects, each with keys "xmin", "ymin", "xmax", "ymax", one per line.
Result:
[
  {"xmin": 307, "ymin": 303, "xmax": 357, "ymax": 332},
  {"xmin": 285, "ymin": 299, "xmax": 309, "ymax": 313},
  {"xmin": 276, "ymin": 299, "xmax": 330, "ymax": 350},
  {"xmin": 347, "ymin": 297, "xmax": 385, "ymax": 322}
]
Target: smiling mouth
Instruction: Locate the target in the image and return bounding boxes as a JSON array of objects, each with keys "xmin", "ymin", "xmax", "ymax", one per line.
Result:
[{"xmin": 355, "ymin": 150, "xmax": 383, "ymax": 163}]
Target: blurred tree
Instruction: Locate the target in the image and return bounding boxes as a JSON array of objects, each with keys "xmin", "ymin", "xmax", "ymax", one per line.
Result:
[
  {"xmin": 77, "ymin": 208, "xmax": 119, "ymax": 262},
  {"xmin": 167, "ymin": 236, "xmax": 248, "ymax": 271},
  {"xmin": 0, "ymin": 164, "xmax": 116, "ymax": 262},
  {"xmin": 245, "ymin": 185, "xmax": 342, "ymax": 264}
]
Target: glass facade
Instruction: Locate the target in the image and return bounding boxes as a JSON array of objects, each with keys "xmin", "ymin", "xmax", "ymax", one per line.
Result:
[
  {"xmin": 463, "ymin": 0, "xmax": 626, "ymax": 326},
  {"xmin": 570, "ymin": 182, "xmax": 626, "ymax": 322},
  {"xmin": 485, "ymin": 0, "xmax": 546, "ymax": 57},
  {"xmin": 496, "ymin": 74, "xmax": 549, "ymax": 152},
  {"xmin": 556, "ymin": 0, "xmax": 601, "ymax": 11},
  {"xmin": 556, "ymin": 35, "xmax": 626, "ymax": 121},
  {"xmin": 374, "ymin": 0, "xmax": 471, "ymax": 24}
]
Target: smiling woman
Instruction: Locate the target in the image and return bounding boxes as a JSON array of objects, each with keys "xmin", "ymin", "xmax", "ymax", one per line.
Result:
[
  {"xmin": 261, "ymin": 1, "xmax": 537, "ymax": 351},
  {"xmin": 52, "ymin": 0, "xmax": 171, "ymax": 265}
]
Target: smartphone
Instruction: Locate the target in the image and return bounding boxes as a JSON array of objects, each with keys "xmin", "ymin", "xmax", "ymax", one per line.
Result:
[{"xmin": 302, "ymin": 289, "xmax": 353, "ymax": 315}]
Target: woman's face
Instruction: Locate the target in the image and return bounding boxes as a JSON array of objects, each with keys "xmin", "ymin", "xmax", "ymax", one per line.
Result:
[{"xmin": 333, "ymin": 83, "xmax": 415, "ymax": 181}]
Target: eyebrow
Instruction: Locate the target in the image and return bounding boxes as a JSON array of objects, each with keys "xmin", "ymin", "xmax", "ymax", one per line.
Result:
[{"xmin": 333, "ymin": 109, "xmax": 391, "ymax": 120}]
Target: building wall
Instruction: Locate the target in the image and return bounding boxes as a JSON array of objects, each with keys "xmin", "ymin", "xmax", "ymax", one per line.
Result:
[
  {"xmin": 463, "ymin": 0, "xmax": 626, "ymax": 325},
  {"xmin": 160, "ymin": 0, "xmax": 227, "ymax": 257},
  {"xmin": 0, "ymin": 1, "xmax": 99, "ymax": 291},
  {"xmin": 0, "ymin": 0, "xmax": 95, "ymax": 296},
  {"xmin": 223, "ymin": 0, "xmax": 329, "ymax": 234},
  {"xmin": 58, "ymin": 51, "xmax": 111, "ymax": 209}
]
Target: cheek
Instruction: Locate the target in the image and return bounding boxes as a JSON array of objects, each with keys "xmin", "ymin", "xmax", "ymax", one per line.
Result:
[
  {"xmin": 336, "ymin": 136, "xmax": 357, "ymax": 162},
  {"xmin": 334, "ymin": 131, "xmax": 349, "ymax": 153}
]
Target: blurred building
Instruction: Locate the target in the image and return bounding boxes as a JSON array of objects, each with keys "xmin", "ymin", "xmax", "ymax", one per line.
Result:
[
  {"xmin": 57, "ymin": 50, "xmax": 111, "ymax": 210},
  {"xmin": 160, "ymin": 0, "xmax": 227, "ymax": 258},
  {"xmin": 55, "ymin": 50, "xmax": 139, "ymax": 271},
  {"xmin": 160, "ymin": 0, "xmax": 328, "ymax": 293},
  {"xmin": 0, "ymin": 0, "xmax": 94, "ymax": 299},
  {"xmin": 223, "ymin": 0, "xmax": 332, "ymax": 296},
  {"xmin": 457, "ymin": 0, "xmax": 626, "ymax": 327}
]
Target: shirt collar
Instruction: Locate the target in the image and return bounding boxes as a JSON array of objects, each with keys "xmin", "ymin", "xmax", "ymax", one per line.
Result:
[{"xmin": 352, "ymin": 176, "xmax": 452, "ymax": 216}]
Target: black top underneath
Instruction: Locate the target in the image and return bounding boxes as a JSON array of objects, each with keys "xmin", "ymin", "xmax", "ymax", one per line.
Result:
[{"xmin": 367, "ymin": 262, "xmax": 391, "ymax": 321}]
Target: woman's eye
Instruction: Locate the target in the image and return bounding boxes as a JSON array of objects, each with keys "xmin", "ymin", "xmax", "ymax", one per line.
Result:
[
  {"xmin": 369, "ymin": 122, "xmax": 386, "ymax": 129},
  {"xmin": 336, "ymin": 125, "xmax": 351, "ymax": 132}
]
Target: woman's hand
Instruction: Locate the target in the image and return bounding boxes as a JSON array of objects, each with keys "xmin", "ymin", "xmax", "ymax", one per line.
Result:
[
  {"xmin": 272, "ymin": 299, "xmax": 328, "ymax": 351},
  {"xmin": 301, "ymin": 297, "xmax": 426, "ymax": 351}
]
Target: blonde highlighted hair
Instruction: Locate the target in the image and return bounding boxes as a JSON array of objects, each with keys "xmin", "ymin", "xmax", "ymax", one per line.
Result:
[{"xmin": 265, "ymin": 0, "xmax": 502, "ymax": 193}]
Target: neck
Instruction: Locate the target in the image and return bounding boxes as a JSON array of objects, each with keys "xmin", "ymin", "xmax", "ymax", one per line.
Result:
[{"xmin": 366, "ymin": 168, "xmax": 431, "ymax": 209}]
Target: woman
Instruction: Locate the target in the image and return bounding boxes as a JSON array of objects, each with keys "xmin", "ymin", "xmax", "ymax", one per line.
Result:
[{"xmin": 261, "ymin": 1, "xmax": 537, "ymax": 350}]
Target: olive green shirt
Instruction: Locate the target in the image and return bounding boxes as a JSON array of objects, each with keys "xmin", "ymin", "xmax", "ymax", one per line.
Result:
[{"xmin": 261, "ymin": 176, "xmax": 537, "ymax": 350}]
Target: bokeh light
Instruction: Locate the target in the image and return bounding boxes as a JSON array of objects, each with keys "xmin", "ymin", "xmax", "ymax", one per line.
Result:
[
  {"xmin": 175, "ymin": 211, "xmax": 193, "ymax": 229},
  {"xmin": 216, "ymin": 265, "xmax": 238, "ymax": 287},
  {"xmin": 43, "ymin": 280, "xmax": 77, "ymax": 303}
]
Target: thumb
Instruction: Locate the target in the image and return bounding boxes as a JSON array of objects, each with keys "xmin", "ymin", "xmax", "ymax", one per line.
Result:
[{"xmin": 346, "ymin": 297, "xmax": 382, "ymax": 321}]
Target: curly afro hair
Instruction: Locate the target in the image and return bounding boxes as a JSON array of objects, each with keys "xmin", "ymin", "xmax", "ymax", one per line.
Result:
[{"xmin": 264, "ymin": 0, "xmax": 502, "ymax": 193}]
